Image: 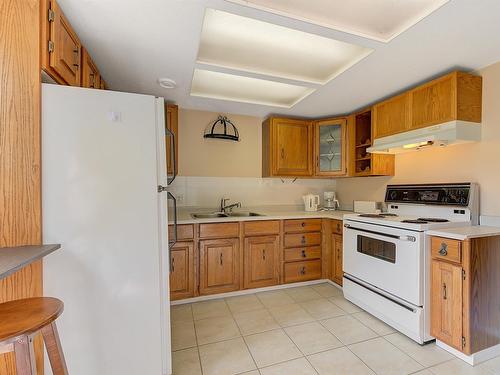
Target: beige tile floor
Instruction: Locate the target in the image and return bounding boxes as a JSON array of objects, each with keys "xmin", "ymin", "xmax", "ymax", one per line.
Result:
[{"xmin": 171, "ymin": 283, "xmax": 500, "ymax": 375}]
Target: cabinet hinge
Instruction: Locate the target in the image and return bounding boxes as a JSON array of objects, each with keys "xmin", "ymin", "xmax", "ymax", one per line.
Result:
[
  {"xmin": 462, "ymin": 336, "xmax": 466, "ymax": 348},
  {"xmin": 48, "ymin": 9, "xmax": 55, "ymax": 22},
  {"xmin": 462, "ymin": 269, "xmax": 466, "ymax": 280},
  {"xmin": 48, "ymin": 40, "xmax": 55, "ymax": 53}
]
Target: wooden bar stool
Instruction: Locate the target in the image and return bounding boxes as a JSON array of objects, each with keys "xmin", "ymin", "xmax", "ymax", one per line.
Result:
[{"xmin": 0, "ymin": 297, "xmax": 68, "ymax": 375}]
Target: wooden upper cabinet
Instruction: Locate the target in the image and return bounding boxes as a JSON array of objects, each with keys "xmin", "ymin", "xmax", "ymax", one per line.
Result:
[
  {"xmin": 431, "ymin": 260, "xmax": 463, "ymax": 350},
  {"xmin": 243, "ymin": 235, "xmax": 279, "ymax": 289},
  {"xmin": 314, "ymin": 117, "xmax": 347, "ymax": 176},
  {"xmin": 42, "ymin": 0, "xmax": 82, "ymax": 86},
  {"xmin": 372, "ymin": 92, "xmax": 411, "ymax": 139},
  {"xmin": 411, "ymin": 71, "xmax": 482, "ymax": 129},
  {"xmin": 373, "ymin": 71, "xmax": 482, "ymax": 140},
  {"xmin": 199, "ymin": 238, "xmax": 240, "ymax": 295},
  {"xmin": 262, "ymin": 117, "xmax": 313, "ymax": 177},
  {"xmin": 166, "ymin": 104, "xmax": 179, "ymax": 176},
  {"xmin": 81, "ymin": 48, "xmax": 100, "ymax": 89}
]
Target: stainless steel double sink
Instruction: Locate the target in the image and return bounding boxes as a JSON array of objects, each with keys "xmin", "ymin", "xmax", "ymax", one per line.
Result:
[{"xmin": 191, "ymin": 212, "xmax": 264, "ymax": 219}]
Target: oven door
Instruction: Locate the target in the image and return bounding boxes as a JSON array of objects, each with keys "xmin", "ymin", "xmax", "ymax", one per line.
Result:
[{"xmin": 343, "ymin": 220, "xmax": 424, "ymax": 306}]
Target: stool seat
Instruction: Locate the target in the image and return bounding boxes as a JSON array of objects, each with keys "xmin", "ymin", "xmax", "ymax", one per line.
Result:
[{"xmin": 0, "ymin": 297, "xmax": 63, "ymax": 342}]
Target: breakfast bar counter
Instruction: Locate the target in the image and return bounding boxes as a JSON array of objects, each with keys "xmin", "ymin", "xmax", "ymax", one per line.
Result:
[{"xmin": 0, "ymin": 244, "xmax": 61, "ymax": 279}]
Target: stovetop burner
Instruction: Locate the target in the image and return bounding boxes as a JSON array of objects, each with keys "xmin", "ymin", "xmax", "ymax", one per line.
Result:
[
  {"xmin": 418, "ymin": 217, "xmax": 450, "ymax": 223},
  {"xmin": 358, "ymin": 213, "xmax": 399, "ymax": 218},
  {"xmin": 400, "ymin": 217, "xmax": 451, "ymax": 224}
]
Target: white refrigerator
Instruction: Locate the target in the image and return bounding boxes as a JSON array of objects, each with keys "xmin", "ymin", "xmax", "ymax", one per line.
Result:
[{"xmin": 41, "ymin": 83, "xmax": 174, "ymax": 375}]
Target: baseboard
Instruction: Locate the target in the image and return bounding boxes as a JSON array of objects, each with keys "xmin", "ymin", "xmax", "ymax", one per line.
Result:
[
  {"xmin": 170, "ymin": 279, "xmax": 340, "ymax": 305},
  {"xmin": 436, "ymin": 340, "xmax": 500, "ymax": 366}
]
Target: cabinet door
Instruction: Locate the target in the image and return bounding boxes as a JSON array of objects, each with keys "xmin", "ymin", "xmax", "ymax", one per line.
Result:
[
  {"xmin": 244, "ymin": 235, "xmax": 279, "ymax": 289},
  {"xmin": 170, "ymin": 242, "xmax": 195, "ymax": 301},
  {"xmin": 431, "ymin": 260, "xmax": 463, "ymax": 350},
  {"xmin": 273, "ymin": 118, "xmax": 312, "ymax": 176},
  {"xmin": 166, "ymin": 105, "xmax": 178, "ymax": 176},
  {"xmin": 331, "ymin": 234, "xmax": 343, "ymax": 285},
  {"xmin": 49, "ymin": 0, "xmax": 81, "ymax": 86},
  {"xmin": 314, "ymin": 118, "xmax": 347, "ymax": 176},
  {"xmin": 199, "ymin": 238, "xmax": 240, "ymax": 295},
  {"xmin": 372, "ymin": 93, "xmax": 410, "ymax": 139},
  {"xmin": 81, "ymin": 48, "xmax": 100, "ymax": 89},
  {"xmin": 411, "ymin": 74, "xmax": 455, "ymax": 129}
]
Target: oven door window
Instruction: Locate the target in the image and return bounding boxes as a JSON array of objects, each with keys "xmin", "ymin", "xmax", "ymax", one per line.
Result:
[{"xmin": 357, "ymin": 235, "xmax": 396, "ymax": 263}]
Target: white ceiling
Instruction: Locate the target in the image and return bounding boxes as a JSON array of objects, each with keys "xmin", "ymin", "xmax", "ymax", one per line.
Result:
[{"xmin": 59, "ymin": 0, "xmax": 500, "ymax": 118}]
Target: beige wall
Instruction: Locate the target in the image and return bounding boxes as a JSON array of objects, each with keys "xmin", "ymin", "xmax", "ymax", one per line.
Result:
[
  {"xmin": 336, "ymin": 61, "xmax": 500, "ymax": 216},
  {"xmin": 178, "ymin": 108, "xmax": 262, "ymax": 177}
]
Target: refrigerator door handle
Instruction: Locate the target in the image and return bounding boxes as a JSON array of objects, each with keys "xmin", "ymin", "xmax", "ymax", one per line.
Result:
[
  {"xmin": 166, "ymin": 127, "xmax": 177, "ymax": 185},
  {"xmin": 167, "ymin": 191, "xmax": 177, "ymax": 252}
]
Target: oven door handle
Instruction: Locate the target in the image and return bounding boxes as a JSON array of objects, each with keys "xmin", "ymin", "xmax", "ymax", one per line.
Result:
[{"xmin": 344, "ymin": 223, "xmax": 416, "ymax": 242}]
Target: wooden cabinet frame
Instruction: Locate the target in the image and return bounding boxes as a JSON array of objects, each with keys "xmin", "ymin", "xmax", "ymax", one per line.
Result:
[{"xmin": 313, "ymin": 117, "xmax": 347, "ymax": 177}]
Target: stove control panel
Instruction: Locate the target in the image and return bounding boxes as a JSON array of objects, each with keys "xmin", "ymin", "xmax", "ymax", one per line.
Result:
[{"xmin": 385, "ymin": 183, "xmax": 471, "ymax": 206}]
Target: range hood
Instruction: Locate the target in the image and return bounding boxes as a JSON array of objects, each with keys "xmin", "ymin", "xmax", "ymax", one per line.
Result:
[{"xmin": 367, "ymin": 121, "xmax": 481, "ymax": 154}]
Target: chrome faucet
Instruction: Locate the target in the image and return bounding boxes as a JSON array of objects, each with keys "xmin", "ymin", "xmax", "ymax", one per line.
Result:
[{"xmin": 220, "ymin": 197, "xmax": 241, "ymax": 213}]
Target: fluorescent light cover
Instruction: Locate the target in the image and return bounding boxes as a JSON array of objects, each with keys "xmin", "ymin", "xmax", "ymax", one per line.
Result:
[
  {"xmin": 190, "ymin": 69, "xmax": 315, "ymax": 108},
  {"xmin": 198, "ymin": 9, "xmax": 373, "ymax": 84},
  {"xmin": 225, "ymin": 0, "xmax": 449, "ymax": 42}
]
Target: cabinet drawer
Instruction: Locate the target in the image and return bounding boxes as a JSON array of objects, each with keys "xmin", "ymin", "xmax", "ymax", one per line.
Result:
[
  {"xmin": 199, "ymin": 223, "xmax": 239, "ymax": 239},
  {"xmin": 244, "ymin": 220, "xmax": 280, "ymax": 236},
  {"xmin": 284, "ymin": 260, "xmax": 321, "ymax": 283},
  {"xmin": 331, "ymin": 219, "xmax": 343, "ymax": 235},
  {"xmin": 431, "ymin": 237, "xmax": 462, "ymax": 264},
  {"xmin": 284, "ymin": 232, "xmax": 321, "ymax": 248},
  {"xmin": 284, "ymin": 246, "xmax": 321, "ymax": 261},
  {"xmin": 284, "ymin": 219, "xmax": 322, "ymax": 233},
  {"xmin": 169, "ymin": 224, "xmax": 194, "ymax": 241}
]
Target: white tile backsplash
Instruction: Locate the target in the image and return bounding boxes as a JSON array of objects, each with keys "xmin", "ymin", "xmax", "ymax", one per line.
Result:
[{"xmin": 170, "ymin": 176, "xmax": 336, "ymax": 207}]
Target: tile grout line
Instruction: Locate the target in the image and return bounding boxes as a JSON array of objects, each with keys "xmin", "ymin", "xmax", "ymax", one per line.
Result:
[{"xmin": 225, "ymin": 296, "xmax": 261, "ymax": 374}]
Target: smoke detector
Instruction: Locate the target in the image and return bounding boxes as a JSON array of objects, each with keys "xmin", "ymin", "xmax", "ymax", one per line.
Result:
[{"xmin": 158, "ymin": 78, "xmax": 176, "ymax": 89}]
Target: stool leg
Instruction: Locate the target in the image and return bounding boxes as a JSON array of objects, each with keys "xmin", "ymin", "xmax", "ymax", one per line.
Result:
[
  {"xmin": 14, "ymin": 335, "xmax": 37, "ymax": 375},
  {"xmin": 41, "ymin": 322, "xmax": 69, "ymax": 375}
]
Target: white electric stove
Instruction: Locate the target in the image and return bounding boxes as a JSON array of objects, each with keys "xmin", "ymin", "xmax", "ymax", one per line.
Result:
[{"xmin": 342, "ymin": 183, "xmax": 479, "ymax": 344}]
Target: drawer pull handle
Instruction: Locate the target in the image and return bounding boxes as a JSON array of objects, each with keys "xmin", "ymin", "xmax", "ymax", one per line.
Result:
[
  {"xmin": 439, "ymin": 243, "xmax": 448, "ymax": 256},
  {"xmin": 301, "ymin": 222, "xmax": 306, "ymax": 227},
  {"xmin": 301, "ymin": 236, "xmax": 306, "ymax": 244},
  {"xmin": 220, "ymin": 253, "xmax": 223, "ymax": 266},
  {"xmin": 262, "ymin": 250, "xmax": 266, "ymax": 260},
  {"xmin": 300, "ymin": 266, "xmax": 306, "ymax": 275},
  {"xmin": 301, "ymin": 250, "xmax": 306, "ymax": 258},
  {"xmin": 281, "ymin": 148, "xmax": 285, "ymax": 159},
  {"xmin": 442, "ymin": 283, "xmax": 447, "ymax": 300}
]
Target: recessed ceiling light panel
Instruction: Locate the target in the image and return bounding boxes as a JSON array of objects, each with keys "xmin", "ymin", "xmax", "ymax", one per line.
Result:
[
  {"xmin": 197, "ymin": 9, "xmax": 373, "ymax": 85},
  {"xmin": 225, "ymin": 0, "xmax": 449, "ymax": 42},
  {"xmin": 190, "ymin": 69, "xmax": 315, "ymax": 108}
]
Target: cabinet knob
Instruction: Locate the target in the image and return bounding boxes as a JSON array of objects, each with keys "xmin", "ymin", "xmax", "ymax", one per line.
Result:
[
  {"xmin": 301, "ymin": 250, "xmax": 306, "ymax": 258},
  {"xmin": 220, "ymin": 253, "xmax": 223, "ymax": 265},
  {"xmin": 301, "ymin": 236, "xmax": 306, "ymax": 244},
  {"xmin": 281, "ymin": 148, "xmax": 285, "ymax": 159},
  {"xmin": 300, "ymin": 266, "xmax": 306, "ymax": 275},
  {"xmin": 262, "ymin": 250, "xmax": 266, "ymax": 260},
  {"xmin": 438, "ymin": 243, "xmax": 448, "ymax": 256},
  {"xmin": 301, "ymin": 222, "xmax": 306, "ymax": 227}
]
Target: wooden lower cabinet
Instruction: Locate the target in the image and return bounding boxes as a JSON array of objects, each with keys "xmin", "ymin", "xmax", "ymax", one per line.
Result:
[
  {"xmin": 170, "ymin": 242, "xmax": 195, "ymax": 301},
  {"xmin": 430, "ymin": 235, "xmax": 500, "ymax": 355},
  {"xmin": 244, "ymin": 235, "xmax": 279, "ymax": 289},
  {"xmin": 431, "ymin": 260, "xmax": 463, "ymax": 350},
  {"xmin": 331, "ymin": 234, "xmax": 343, "ymax": 286},
  {"xmin": 199, "ymin": 238, "xmax": 240, "ymax": 295}
]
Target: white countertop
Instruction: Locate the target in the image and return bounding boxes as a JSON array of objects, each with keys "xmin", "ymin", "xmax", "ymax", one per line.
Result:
[
  {"xmin": 426, "ymin": 225, "xmax": 500, "ymax": 240},
  {"xmin": 177, "ymin": 205, "xmax": 351, "ymax": 224}
]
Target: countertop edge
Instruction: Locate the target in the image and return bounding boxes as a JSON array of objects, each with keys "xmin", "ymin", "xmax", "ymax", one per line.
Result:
[
  {"xmin": 176, "ymin": 211, "xmax": 350, "ymax": 225},
  {"xmin": 0, "ymin": 244, "xmax": 61, "ymax": 280},
  {"xmin": 426, "ymin": 226, "xmax": 500, "ymax": 241}
]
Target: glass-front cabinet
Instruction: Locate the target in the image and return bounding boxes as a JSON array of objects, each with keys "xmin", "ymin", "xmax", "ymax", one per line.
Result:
[{"xmin": 314, "ymin": 117, "xmax": 347, "ymax": 176}]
